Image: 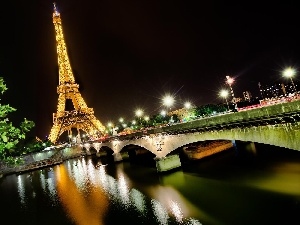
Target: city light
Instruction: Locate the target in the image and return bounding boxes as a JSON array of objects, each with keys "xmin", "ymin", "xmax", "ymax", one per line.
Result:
[
  {"xmin": 161, "ymin": 110, "xmax": 167, "ymax": 116},
  {"xmin": 220, "ymin": 89, "xmax": 229, "ymax": 98},
  {"xmin": 220, "ymin": 89, "xmax": 229, "ymax": 110},
  {"xmin": 184, "ymin": 102, "xmax": 191, "ymax": 109},
  {"xmin": 135, "ymin": 109, "xmax": 143, "ymax": 117},
  {"xmin": 226, "ymin": 75, "xmax": 234, "ymax": 85},
  {"xmin": 283, "ymin": 67, "xmax": 296, "ymax": 78},
  {"xmin": 162, "ymin": 95, "xmax": 175, "ymax": 108}
]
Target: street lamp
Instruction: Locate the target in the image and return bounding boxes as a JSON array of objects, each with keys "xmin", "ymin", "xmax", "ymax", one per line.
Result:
[
  {"xmin": 220, "ymin": 89, "xmax": 229, "ymax": 110},
  {"xmin": 163, "ymin": 95, "xmax": 174, "ymax": 110},
  {"xmin": 283, "ymin": 67, "xmax": 297, "ymax": 93},
  {"xmin": 184, "ymin": 101, "xmax": 191, "ymax": 109},
  {"xmin": 225, "ymin": 76, "xmax": 236, "ymax": 103},
  {"xmin": 160, "ymin": 110, "xmax": 166, "ymax": 117},
  {"xmin": 135, "ymin": 109, "xmax": 143, "ymax": 118}
]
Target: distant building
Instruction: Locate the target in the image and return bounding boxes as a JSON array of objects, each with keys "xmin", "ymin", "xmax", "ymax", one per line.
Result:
[{"xmin": 243, "ymin": 91, "xmax": 252, "ymax": 101}]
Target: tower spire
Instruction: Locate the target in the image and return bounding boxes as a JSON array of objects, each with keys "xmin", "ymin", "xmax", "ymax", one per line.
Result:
[
  {"xmin": 52, "ymin": 2, "xmax": 75, "ymax": 85},
  {"xmin": 53, "ymin": 2, "xmax": 58, "ymax": 15},
  {"xmin": 48, "ymin": 3, "xmax": 105, "ymax": 143}
]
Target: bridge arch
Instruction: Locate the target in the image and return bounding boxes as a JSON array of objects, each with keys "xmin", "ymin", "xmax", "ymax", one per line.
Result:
[
  {"xmin": 93, "ymin": 122, "xmax": 299, "ymax": 159},
  {"xmin": 157, "ymin": 122, "xmax": 300, "ymax": 157}
]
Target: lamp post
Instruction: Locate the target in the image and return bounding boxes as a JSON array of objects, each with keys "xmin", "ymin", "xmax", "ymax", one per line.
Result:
[
  {"xmin": 135, "ymin": 109, "xmax": 144, "ymax": 128},
  {"xmin": 283, "ymin": 67, "xmax": 297, "ymax": 93},
  {"xmin": 220, "ymin": 89, "xmax": 229, "ymax": 110},
  {"xmin": 226, "ymin": 76, "xmax": 236, "ymax": 101}
]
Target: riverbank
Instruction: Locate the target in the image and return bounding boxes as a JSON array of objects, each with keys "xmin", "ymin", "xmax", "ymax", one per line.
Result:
[{"xmin": 0, "ymin": 146, "xmax": 85, "ymax": 177}]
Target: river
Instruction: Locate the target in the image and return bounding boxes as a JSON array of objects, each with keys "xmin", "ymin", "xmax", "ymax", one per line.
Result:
[{"xmin": 0, "ymin": 142, "xmax": 299, "ymax": 225}]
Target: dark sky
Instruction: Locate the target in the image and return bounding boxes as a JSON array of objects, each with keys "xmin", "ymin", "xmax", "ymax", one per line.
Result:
[{"xmin": 1, "ymin": 0, "xmax": 300, "ymax": 139}]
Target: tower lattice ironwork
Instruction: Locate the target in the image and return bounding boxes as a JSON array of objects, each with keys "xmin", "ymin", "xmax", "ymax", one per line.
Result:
[{"xmin": 48, "ymin": 3, "xmax": 105, "ymax": 143}]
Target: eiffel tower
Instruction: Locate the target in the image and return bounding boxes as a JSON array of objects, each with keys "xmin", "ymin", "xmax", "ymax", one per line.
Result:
[{"xmin": 48, "ymin": 3, "xmax": 105, "ymax": 143}]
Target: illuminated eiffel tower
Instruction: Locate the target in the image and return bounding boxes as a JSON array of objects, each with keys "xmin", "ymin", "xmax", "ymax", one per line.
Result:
[{"xmin": 48, "ymin": 3, "xmax": 105, "ymax": 143}]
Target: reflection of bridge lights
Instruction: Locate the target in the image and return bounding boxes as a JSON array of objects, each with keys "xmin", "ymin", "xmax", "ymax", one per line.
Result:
[
  {"xmin": 186, "ymin": 218, "xmax": 203, "ymax": 225},
  {"xmin": 118, "ymin": 175, "xmax": 130, "ymax": 206},
  {"xmin": 17, "ymin": 175, "xmax": 26, "ymax": 205},
  {"xmin": 130, "ymin": 189, "xmax": 147, "ymax": 214},
  {"xmin": 40, "ymin": 172, "xmax": 57, "ymax": 204},
  {"xmin": 55, "ymin": 158, "xmax": 203, "ymax": 224},
  {"xmin": 99, "ymin": 166, "xmax": 108, "ymax": 185},
  {"xmin": 169, "ymin": 200, "xmax": 183, "ymax": 222},
  {"xmin": 151, "ymin": 199, "xmax": 169, "ymax": 225}
]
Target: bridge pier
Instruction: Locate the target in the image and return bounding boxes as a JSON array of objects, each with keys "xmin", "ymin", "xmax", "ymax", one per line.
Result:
[
  {"xmin": 85, "ymin": 149, "xmax": 92, "ymax": 156},
  {"xmin": 155, "ymin": 154, "xmax": 181, "ymax": 173},
  {"xmin": 113, "ymin": 152, "xmax": 123, "ymax": 162}
]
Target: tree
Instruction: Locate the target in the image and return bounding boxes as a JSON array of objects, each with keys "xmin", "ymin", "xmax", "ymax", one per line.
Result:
[{"xmin": 0, "ymin": 77, "xmax": 35, "ymax": 164}]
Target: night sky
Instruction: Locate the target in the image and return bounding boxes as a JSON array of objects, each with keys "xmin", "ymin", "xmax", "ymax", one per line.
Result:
[{"xmin": 1, "ymin": 0, "xmax": 300, "ymax": 139}]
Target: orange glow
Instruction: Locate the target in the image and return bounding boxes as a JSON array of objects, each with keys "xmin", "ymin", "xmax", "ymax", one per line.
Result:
[
  {"xmin": 55, "ymin": 165, "xmax": 108, "ymax": 225},
  {"xmin": 49, "ymin": 3, "xmax": 105, "ymax": 143}
]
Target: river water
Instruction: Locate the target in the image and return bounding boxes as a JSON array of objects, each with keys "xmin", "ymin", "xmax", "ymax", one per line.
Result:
[{"xmin": 0, "ymin": 143, "xmax": 299, "ymax": 225}]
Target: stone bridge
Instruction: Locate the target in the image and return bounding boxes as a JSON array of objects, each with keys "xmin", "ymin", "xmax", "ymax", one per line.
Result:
[{"xmin": 83, "ymin": 100, "xmax": 300, "ymax": 172}]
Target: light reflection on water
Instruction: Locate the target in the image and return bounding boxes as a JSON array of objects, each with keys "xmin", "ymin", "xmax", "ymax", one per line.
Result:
[
  {"xmin": 2, "ymin": 144, "xmax": 300, "ymax": 225},
  {"xmin": 14, "ymin": 156, "xmax": 202, "ymax": 225},
  {"xmin": 17, "ymin": 175, "xmax": 26, "ymax": 205}
]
